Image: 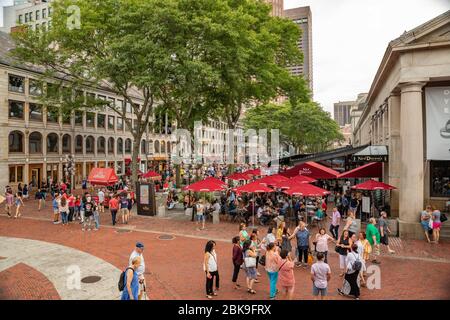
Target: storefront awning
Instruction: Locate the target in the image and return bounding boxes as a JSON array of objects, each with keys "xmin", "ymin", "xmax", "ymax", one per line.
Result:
[
  {"xmin": 338, "ymin": 162, "xmax": 382, "ymax": 179},
  {"xmin": 87, "ymin": 168, "xmax": 119, "ymax": 186},
  {"xmin": 352, "ymin": 146, "xmax": 388, "ymax": 162}
]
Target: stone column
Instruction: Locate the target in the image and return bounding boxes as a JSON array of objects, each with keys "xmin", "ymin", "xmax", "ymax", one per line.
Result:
[
  {"xmin": 398, "ymin": 82, "xmax": 426, "ymax": 239},
  {"xmin": 387, "ymin": 93, "xmax": 400, "ymax": 217}
]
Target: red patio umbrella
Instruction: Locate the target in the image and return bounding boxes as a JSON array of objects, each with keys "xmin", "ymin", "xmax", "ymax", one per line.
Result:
[
  {"xmin": 235, "ymin": 181, "xmax": 274, "ymax": 226},
  {"xmin": 281, "ymin": 161, "xmax": 339, "ymax": 179},
  {"xmin": 227, "ymin": 172, "xmax": 251, "ymax": 181},
  {"xmin": 351, "ymin": 179, "xmax": 396, "ymax": 219},
  {"xmin": 235, "ymin": 181, "xmax": 274, "ymax": 193},
  {"xmin": 351, "ymin": 179, "xmax": 396, "ymax": 190},
  {"xmin": 243, "ymin": 168, "xmax": 262, "ymax": 177},
  {"xmin": 203, "ymin": 177, "xmax": 227, "ymax": 186},
  {"xmin": 183, "ymin": 179, "xmax": 226, "ymax": 192},
  {"xmin": 291, "ymin": 175, "xmax": 317, "ymax": 183},
  {"xmin": 142, "ymin": 170, "xmax": 162, "ymax": 180},
  {"xmin": 283, "ymin": 184, "xmax": 330, "ymax": 197},
  {"xmin": 255, "ymin": 174, "xmax": 289, "ymax": 186},
  {"xmin": 274, "ymin": 175, "xmax": 317, "ymax": 189}
]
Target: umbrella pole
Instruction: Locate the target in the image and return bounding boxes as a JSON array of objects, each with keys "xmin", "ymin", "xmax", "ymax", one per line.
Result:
[{"xmin": 252, "ymin": 192, "xmax": 255, "ymax": 226}]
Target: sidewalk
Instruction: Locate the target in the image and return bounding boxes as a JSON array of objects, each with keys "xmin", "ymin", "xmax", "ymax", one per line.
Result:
[{"xmin": 4, "ymin": 198, "xmax": 450, "ymax": 262}]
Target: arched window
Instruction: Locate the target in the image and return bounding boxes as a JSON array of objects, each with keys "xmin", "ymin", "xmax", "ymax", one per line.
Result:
[
  {"xmin": 154, "ymin": 140, "xmax": 160, "ymax": 153},
  {"xmin": 117, "ymin": 138, "xmax": 123, "ymax": 154},
  {"xmin": 9, "ymin": 131, "xmax": 24, "ymax": 153},
  {"xmin": 148, "ymin": 140, "xmax": 153, "ymax": 154},
  {"xmin": 29, "ymin": 132, "xmax": 42, "ymax": 153},
  {"xmin": 161, "ymin": 141, "xmax": 166, "ymax": 154},
  {"xmin": 62, "ymin": 134, "xmax": 71, "ymax": 154},
  {"xmin": 86, "ymin": 135, "xmax": 95, "ymax": 154},
  {"xmin": 75, "ymin": 135, "xmax": 83, "ymax": 154},
  {"xmin": 167, "ymin": 141, "xmax": 171, "ymax": 154},
  {"xmin": 125, "ymin": 138, "xmax": 132, "ymax": 154},
  {"xmin": 108, "ymin": 137, "xmax": 114, "ymax": 154},
  {"xmin": 97, "ymin": 136, "xmax": 106, "ymax": 155},
  {"xmin": 46, "ymin": 133, "xmax": 58, "ymax": 153},
  {"xmin": 141, "ymin": 140, "xmax": 147, "ymax": 154}
]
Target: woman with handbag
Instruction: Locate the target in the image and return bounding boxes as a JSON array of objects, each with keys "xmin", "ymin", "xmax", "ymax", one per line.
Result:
[
  {"xmin": 265, "ymin": 242, "xmax": 282, "ymax": 300},
  {"xmin": 277, "ymin": 249, "xmax": 295, "ymax": 300},
  {"xmin": 242, "ymin": 240, "xmax": 257, "ymax": 295},
  {"xmin": 338, "ymin": 244, "xmax": 361, "ymax": 300},
  {"xmin": 336, "ymin": 230, "xmax": 352, "ymax": 277},
  {"xmin": 203, "ymin": 240, "xmax": 219, "ymax": 299}
]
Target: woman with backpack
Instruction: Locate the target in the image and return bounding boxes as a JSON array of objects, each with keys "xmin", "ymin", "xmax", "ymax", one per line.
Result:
[
  {"xmin": 121, "ymin": 256, "xmax": 141, "ymax": 300},
  {"xmin": 338, "ymin": 244, "xmax": 361, "ymax": 300}
]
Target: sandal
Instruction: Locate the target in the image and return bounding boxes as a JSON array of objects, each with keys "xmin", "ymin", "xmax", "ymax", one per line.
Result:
[
  {"xmin": 206, "ymin": 295, "xmax": 213, "ymax": 299},
  {"xmin": 249, "ymin": 289, "xmax": 256, "ymax": 294}
]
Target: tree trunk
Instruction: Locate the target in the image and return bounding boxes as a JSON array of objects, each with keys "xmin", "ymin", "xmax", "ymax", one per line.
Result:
[
  {"xmin": 131, "ymin": 139, "xmax": 140, "ymax": 188},
  {"xmin": 175, "ymin": 164, "xmax": 181, "ymax": 188}
]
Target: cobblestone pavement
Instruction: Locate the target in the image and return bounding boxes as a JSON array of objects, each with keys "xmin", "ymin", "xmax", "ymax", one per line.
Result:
[{"xmin": 1, "ymin": 199, "xmax": 450, "ymax": 300}]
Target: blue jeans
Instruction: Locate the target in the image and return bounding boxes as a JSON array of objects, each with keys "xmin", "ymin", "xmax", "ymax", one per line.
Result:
[
  {"xmin": 94, "ymin": 212, "xmax": 100, "ymax": 229},
  {"xmin": 61, "ymin": 211, "xmax": 68, "ymax": 224},
  {"xmin": 267, "ymin": 271, "xmax": 279, "ymax": 298}
]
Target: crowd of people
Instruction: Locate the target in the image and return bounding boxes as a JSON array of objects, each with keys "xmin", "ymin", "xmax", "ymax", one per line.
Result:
[
  {"xmin": 3, "ymin": 179, "xmax": 136, "ymax": 232},
  {"xmin": 202, "ymin": 203, "xmax": 404, "ymax": 300}
]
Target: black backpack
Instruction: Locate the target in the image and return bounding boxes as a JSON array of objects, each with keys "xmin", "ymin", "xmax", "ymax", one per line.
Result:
[
  {"xmin": 352, "ymin": 253, "xmax": 362, "ymax": 272},
  {"xmin": 118, "ymin": 267, "xmax": 133, "ymax": 291}
]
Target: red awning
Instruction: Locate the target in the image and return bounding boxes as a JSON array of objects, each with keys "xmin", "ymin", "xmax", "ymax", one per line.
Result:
[
  {"xmin": 351, "ymin": 179, "xmax": 396, "ymax": 190},
  {"xmin": 281, "ymin": 162, "xmax": 339, "ymax": 179},
  {"xmin": 338, "ymin": 162, "xmax": 382, "ymax": 179},
  {"xmin": 142, "ymin": 170, "xmax": 162, "ymax": 180},
  {"xmin": 242, "ymin": 168, "xmax": 261, "ymax": 176},
  {"xmin": 87, "ymin": 168, "xmax": 119, "ymax": 186}
]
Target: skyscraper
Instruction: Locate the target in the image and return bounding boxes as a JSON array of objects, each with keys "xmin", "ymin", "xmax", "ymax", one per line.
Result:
[
  {"xmin": 265, "ymin": 0, "xmax": 283, "ymax": 17},
  {"xmin": 283, "ymin": 6, "xmax": 313, "ymax": 94},
  {"xmin": 333, "ymin": 101, "xmax": 353, "ymax": 127}
]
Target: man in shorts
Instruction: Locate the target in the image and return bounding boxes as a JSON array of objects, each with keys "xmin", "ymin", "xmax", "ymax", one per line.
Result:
[
  {"xmin": 97, "ymin": 188, "xmax": 105, "ymax": 213},
  {"xmin": 119, "ymin": 193, "xmax": 129, "ymax": 224},
  {"xmin": 310, "ymin": 252, "xmax": 331, "ymax": 300},
  {"xmin": 196, "ymin": 199, "xmax": 206, "ymax": 230},
  {"xmin": 377, "ymin": 211, "xmax": 395, "ymax": 254},
  {"xmin": 129, "ymin": 242, "xmax": 146, "ymax": 300}
]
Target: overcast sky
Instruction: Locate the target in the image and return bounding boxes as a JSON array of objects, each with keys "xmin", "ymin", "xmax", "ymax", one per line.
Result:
[
  {"xmin": 284, "ymin": 0, "xmax": 449, "ymax": 113},
  {"xmin": 1, "ymin": 0, "xmax": 449, "ymax": 113}
]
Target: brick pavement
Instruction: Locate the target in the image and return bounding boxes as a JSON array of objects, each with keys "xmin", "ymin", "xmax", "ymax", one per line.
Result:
[
  {"xmin": 0, "ymin": 263, "xmax": 60, "ymax": 300},
  {"xmin": 1, "ymin": 214, "xmax": 450, "ymax": 300}
]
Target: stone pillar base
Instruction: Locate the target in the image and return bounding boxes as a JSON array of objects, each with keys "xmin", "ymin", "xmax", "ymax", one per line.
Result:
[{"xmin": 399, "ymin": 219, "xmax": 426, "ymax": 240}]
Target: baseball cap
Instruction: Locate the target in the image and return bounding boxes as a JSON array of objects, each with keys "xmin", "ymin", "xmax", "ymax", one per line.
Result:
[{"xmin": 136, "ymin": 242, "xmax": 145, "ymax": 249}]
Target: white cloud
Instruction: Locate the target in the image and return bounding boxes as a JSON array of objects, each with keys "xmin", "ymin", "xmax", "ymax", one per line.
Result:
[{"xmin": 284, "ymin": 0, "xmax": 449, "ymax": 112}]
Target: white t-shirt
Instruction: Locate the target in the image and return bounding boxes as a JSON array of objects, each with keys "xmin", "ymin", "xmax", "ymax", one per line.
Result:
[
  {"xmin": 345, "ymin": 251, "xmax": 359, "ymax": 274},
  {"xmin": 129, "ymin": 250, "xmax": 145, "ymax": 277},
  {"xmin": 311, "ymin": 261, "xmax": 331, "ymax": 289},
  {"xmin": 204, "ymin": 251, "xmax": 218, "ymax": 272},
  {"xmin": 196, "ymin": 203, "xmax": 205, "ymax": 215},
  {"xmin": 98, "ymin": 191, "xmax": 105, "ymax": 203}
]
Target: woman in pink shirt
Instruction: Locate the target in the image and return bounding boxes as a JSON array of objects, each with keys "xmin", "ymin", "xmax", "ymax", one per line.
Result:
[
  {"xmin": 277, "ymin": 249, "xmax": 295, "ymax": 300},
  {"xmin": 265, "ymin": 243, "xmax": 281, "ymax": 300}
]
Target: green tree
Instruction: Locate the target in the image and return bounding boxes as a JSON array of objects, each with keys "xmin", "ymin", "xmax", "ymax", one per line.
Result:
[
  {"xmin": 244, "ymin": 101, "xmax": 344, "ymax": 153},
  {"xmin": 10, "ymin": 0, "xmax": 215, "ymax": 185}
]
